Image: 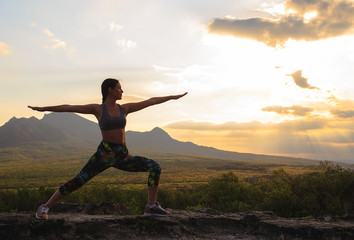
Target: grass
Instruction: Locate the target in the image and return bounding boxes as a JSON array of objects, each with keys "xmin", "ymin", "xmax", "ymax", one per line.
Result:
[{"xmin": 0, "ymin": 146, "xmax": 320, "ymax": 190}]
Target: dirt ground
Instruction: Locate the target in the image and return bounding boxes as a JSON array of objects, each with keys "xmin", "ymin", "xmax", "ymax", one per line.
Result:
[{"xmin": 1, "ymin": 204, "xmax": 353, "ymax": 240}]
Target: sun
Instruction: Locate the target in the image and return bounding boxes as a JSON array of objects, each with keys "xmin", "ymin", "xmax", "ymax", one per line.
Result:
[{"xmin": 200, "ymin": 32, "xmax": 313, "ymax": 119}]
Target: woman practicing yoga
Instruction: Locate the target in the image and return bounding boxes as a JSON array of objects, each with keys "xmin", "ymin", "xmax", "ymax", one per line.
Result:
[{"xmin": 28, "ymin": 78, "xmax": 187, "ymax": 219}]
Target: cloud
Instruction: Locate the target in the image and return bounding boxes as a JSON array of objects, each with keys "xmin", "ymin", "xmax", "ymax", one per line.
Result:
[
  {"xmin": 110, "ymin": 22, "xmax": 123, "ymax": 32},
  {"xmin": 331, "ymin": 109, "xmax": 354, "ymax": 118},
  {"xmin": 0, "ymin": 42, "xmax": 12, "ymax": 55},
  {"xmin": 166, "ymin": 120, "xmax": 266, "ymax": 131},
  {"xmin": 287, "ymin": 70, "xmax": 319, "ymax": 89},
  {"xmin": 153, "ymin": 65, "xmax": 184, "ymax": 74},
  {"xmin": 207, "ymin": 0, "xmax": 354, "ymax": 47},
  {"xmin": 262, "ymin": 105, "xmax": 314, "ymax": 116},
  {"xmin": 276, "ymin": 118, "xmax": 328, "ymax": 131},
  {"xmin": 116, "ymin": 39, "xmax": 137, "ymax": 51},
  {"xmin": 121, "ymin": 95, "xmax": 145, "ymax": 103},
  {"xmin": 43, "ymin": 29, "xmax": 54, "ymax": 37},
  {"xmin": 165, "ymin": 117, "xmax": 353, "ymax": 162},
  {"xmin": 325, "ymin": 96, "xmax": 354, "ymax": 118},
  {"xmin": 42, "ymin": 28, "xmax": 75, "ymax": 56}
]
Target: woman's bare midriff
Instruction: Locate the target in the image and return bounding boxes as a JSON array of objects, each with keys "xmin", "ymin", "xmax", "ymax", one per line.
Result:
[{"xmin": 101, "ymin": 129, "xmax": 126, "ymax": 144}]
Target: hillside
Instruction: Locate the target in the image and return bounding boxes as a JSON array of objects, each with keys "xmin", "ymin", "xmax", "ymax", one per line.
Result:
[
  {"xmin": 127, "ymin": 127, "xmax": 317, "ymax": 165},
  {"xmin": 41, "ymin": 112, "xmax": 101, "ymax": 145},
  {"xmin": 0, "ymin": 113, "xmax": 319, "ymax": 165},
  {"xmin": 0, "ymin": 117, "xmax": 68, "ymax": 147}
]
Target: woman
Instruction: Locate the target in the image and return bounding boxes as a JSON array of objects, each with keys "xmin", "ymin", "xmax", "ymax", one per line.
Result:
[{"xmin": 28, "ymin": 78, "xmax": 187, "ymax": 219}]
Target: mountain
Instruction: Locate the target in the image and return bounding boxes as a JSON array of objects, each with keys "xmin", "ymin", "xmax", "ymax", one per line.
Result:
[
  {"xmin": 41, "ymin": 112, "xmax": 101, "ymax": 145},
  {"xmin": 0, "ymin": 117, "xmax": 68, "ymax": 147},
  {"xmin": 0, "ymin": 113, "xmax": 318, "ymax": 165},
  {"xmin": 126, "ymin": 127, "xmax": 316, "ymax": 165}
]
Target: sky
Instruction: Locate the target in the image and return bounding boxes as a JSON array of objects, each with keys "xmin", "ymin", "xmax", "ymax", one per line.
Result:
[{"xmin": 0, "ymin": 0, "xmax": 353, "ymax": 163}]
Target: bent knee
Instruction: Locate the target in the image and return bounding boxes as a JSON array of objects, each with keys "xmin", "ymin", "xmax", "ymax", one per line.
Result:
[{"xmin": 152, "ymin": 160, "xmax": 161, "ymax": 173}]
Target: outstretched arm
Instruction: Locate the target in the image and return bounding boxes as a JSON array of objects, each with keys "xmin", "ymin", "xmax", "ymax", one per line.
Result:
[
  {"xmin": 28, "ymin": 104, "xmax": 100, "ymax": 115},
  {"xmin": 123, "ymin": 92, "xmax": 187, "ymax": 115}
]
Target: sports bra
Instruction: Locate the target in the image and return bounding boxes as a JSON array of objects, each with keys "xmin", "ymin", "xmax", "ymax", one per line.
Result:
[{"xmin": 99, "ymin": 103, "xmax": 126, "ymax": 130}]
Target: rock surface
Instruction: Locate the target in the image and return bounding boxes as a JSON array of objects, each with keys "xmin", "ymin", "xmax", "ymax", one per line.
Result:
[{"xmin": 0, "ymin": 205, "xmax": 353, "ymax": 240}]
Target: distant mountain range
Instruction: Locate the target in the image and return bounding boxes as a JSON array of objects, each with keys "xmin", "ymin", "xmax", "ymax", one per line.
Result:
[
  {"xmin": 0, "ymin": 113, "xmax": 318, "ymax": 165},
  {"xmin": 0, "ymin": 113, "xmax": 100, "ymax": 147}
]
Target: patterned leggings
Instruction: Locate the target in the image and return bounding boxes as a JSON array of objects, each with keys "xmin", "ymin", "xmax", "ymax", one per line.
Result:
[{"xmin": 59, "ymin": 141, "xmax": 161, "ymax": 196}]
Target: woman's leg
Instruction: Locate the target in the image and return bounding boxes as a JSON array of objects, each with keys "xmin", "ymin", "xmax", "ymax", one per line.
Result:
[
  {"xmin": 113, "ymin": 154, "xmax": 162, "ymax": 205},
  {"xmin": 44, "ymin": 185, "xmax": 159, "ymax": 209},
  {"xmin": 36, "ymin": 149, "xmax": 109, "ymax": 219},
  {"xmin": 46, "ymin": 144, "xmax": 111, "ymax": 208},
  {"xmin": 44, "ymin": 189, "xmax": 64, "ymax": 208},
  {"xmin": 148, "ymin": 186, "xmax": 158, "ymax": 205},
  {"xmin": 36, "ymin": 142, "xmax": 116, "ymax": 219}
]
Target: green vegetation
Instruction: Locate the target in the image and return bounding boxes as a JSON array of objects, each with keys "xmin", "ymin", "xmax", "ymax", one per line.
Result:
[
  {"xmin": 0, "ymin": 147, "xmax": 317, "ymax": 189},
  {"xmin": 0, "ymin": 161, "xmax": 352, "ymax": 218}
]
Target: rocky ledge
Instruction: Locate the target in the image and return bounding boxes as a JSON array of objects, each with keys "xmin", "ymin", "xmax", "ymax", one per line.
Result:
[{"xmin": 0, "ymin": 204, "xmax": 353, "ymax": 240}]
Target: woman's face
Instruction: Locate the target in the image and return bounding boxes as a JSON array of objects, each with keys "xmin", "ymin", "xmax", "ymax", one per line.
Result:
[{"xmin": 110, "ymin": 82, "xmax": 123, "ymax": 100}]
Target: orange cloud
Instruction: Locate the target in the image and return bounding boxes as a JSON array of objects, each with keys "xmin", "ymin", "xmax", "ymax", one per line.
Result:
[
  {"xmin": 207, "ymin": 0, "xmax": 354, "ymax": 47},
  {"xmin": 42, "ymin": 28, "xmax": 75, "ymax": 56},
  {"xmin": 326, "ymin": 97, "xmax": 354, "ymax": 119},
  {"xmin": 262, "ymin": 105, "xmax": 314, "ymax": 116},
  {"xmin": 287, "ymin": 70, "xmax": 319, "ymax": 89},
  {"xmin": 121, "ymin": 95, "xmax": 146, "ymax": 103},
  {"xmin": 331, "ymin": 110, "xmax": 354, "ymax": 118},
  {"xmin": 0, "ymin": 42, "xmax": 12, "ymax": 55},
  {"xmin": 165, "ymin": 117, "xmax": 353, "ymax": 162}
]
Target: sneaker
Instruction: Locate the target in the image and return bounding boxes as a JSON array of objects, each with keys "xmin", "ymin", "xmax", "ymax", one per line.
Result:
[
  {"xmin": 35, "ymin": 204, "xmax": 49, "ymax": 220},
  {"xmin": 144, "ymin": 202, "xmax": 171, "ymax": 216}
]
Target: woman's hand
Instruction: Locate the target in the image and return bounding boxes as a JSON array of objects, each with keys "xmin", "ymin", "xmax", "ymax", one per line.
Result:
[
  {"xmin": 28, "ymin": 106, "xmax": 45, "ymax": 112},
  {"xmin": 171, "ymin": 92, "xmax": 188, "ymax": 100}
]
